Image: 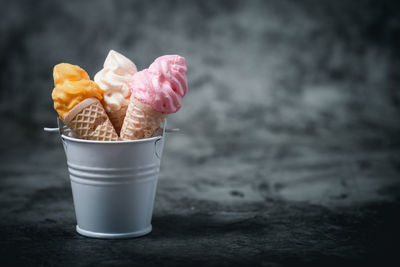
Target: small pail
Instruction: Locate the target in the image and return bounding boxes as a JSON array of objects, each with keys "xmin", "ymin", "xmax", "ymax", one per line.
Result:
[{"xmin": 45, "ymin": 120, "xmax": 169, "ymax": 239}]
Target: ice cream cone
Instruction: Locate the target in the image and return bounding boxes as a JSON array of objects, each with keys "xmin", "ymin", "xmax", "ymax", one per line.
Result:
[
  {"xmin": 106, "ymin": 105, "xmax": 127, "ymax": 135},
  {"xmin": 64, "ymin": 98, "xmax": 119, "ymax": 141},
  {"xmin": 120, "ymin": 96, "xmax": 167, "ymax": 140},
  {"xmin": 94, "ymin": 50, "xmax": 137, "ymax": 136},
  {"xmin": 119, "ymin": 55, "xmax": 187, "ymax": 140}
]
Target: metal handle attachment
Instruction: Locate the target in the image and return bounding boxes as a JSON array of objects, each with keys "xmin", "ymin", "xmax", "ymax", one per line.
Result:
[{"xmin": 43, "ymin": 127, "xmax": 60, "ymax": 132}]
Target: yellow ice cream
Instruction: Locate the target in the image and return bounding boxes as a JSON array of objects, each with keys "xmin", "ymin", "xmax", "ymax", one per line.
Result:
[{"xmin": 52, "ymin": 63, "xmax": 103, "ymax": 120}]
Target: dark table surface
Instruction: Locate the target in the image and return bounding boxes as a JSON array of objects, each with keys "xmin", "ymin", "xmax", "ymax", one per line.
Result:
[{"xmin": 1, "ymin": 131, "xmax": 399, "ymax": 266}]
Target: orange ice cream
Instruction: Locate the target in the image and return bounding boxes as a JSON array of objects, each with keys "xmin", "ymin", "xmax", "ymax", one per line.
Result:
[{"xmin": 52, "ymin": 63, "xmax": 103, "ymax": 120}]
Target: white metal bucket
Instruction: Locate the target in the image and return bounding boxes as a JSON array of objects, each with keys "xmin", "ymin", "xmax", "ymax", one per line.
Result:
[{"xmin": 46, "ymin": 120, "xmax": 170, "ymax": 239}]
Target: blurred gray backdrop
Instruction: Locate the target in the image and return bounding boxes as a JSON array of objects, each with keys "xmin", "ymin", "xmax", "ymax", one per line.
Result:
[{"xmin": 1, "ymin": 0, "xmax": 400, "ymax": 228}]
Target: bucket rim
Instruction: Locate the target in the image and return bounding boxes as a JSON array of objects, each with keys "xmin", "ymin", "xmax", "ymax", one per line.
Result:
[{"xmin": 61, "ymin": 134, "xmax": 162, "ymax": 144}]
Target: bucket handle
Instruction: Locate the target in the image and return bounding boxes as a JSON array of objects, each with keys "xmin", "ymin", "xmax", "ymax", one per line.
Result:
[
  {"xmin": 43, "ymin": 127, "xmax": 180, "ymax": 133},
  {"xmin": 43, "ymin": 120, "xmax": 180, "ymax": 134}
]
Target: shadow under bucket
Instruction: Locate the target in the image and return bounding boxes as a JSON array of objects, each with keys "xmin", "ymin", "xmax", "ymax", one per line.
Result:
[{"xmin": 56, "ymin": 120, "xmax": 167, "ymax": 239}]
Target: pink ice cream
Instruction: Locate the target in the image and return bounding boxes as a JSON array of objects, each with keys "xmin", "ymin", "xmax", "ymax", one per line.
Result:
[{"xmin": 131, "ymin": 55, "xmax": 188, "ymax": 114}]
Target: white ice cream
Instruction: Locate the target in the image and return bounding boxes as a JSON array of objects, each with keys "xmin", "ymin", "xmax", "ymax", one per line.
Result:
[{"xmin": 94, "ymin": 50, "xmax": 137, "ymax": 112}]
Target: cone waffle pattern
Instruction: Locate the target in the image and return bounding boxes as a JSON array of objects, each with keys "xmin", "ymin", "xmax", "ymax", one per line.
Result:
[
  {"xmin": 64, "ymin": 98, "xmax": 119, "ymax": 141},
  {"xmin": 107, "ymin": 105, "xmax": 127, "ymax": 135},
  {"xmin": 120, "ymin": 96, "xmax": 167, "ymax": 140}
]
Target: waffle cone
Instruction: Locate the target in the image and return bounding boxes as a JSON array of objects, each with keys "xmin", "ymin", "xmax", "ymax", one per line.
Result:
[
  {"xmin": 63, "ymin": 98, "xmax": 119, "ymax": 141},
  {"xmin": 106, "ymin": 105, "xmax": 127, "ymax": 135},
  {"xmin": 120, "ymin": 96, "xmax": 167, "ymax": 140}
]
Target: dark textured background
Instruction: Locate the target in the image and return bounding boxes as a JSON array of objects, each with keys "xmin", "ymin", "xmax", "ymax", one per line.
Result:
[{"xmin": 1, "ymin": 0, "xmax": 400, "ymax": 266}]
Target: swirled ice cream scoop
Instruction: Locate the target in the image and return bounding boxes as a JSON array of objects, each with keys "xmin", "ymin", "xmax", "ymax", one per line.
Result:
[
  {"xmin": 52, "ymin": 63, "xmax": 103, "ymax": 120},
  {"xmin": 94, "ymin": 50, "xmax": 137, "ymax": 113},
  {"xmin": 131, "ymin": 55, "xmax": 188, "ymax": 114}
]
